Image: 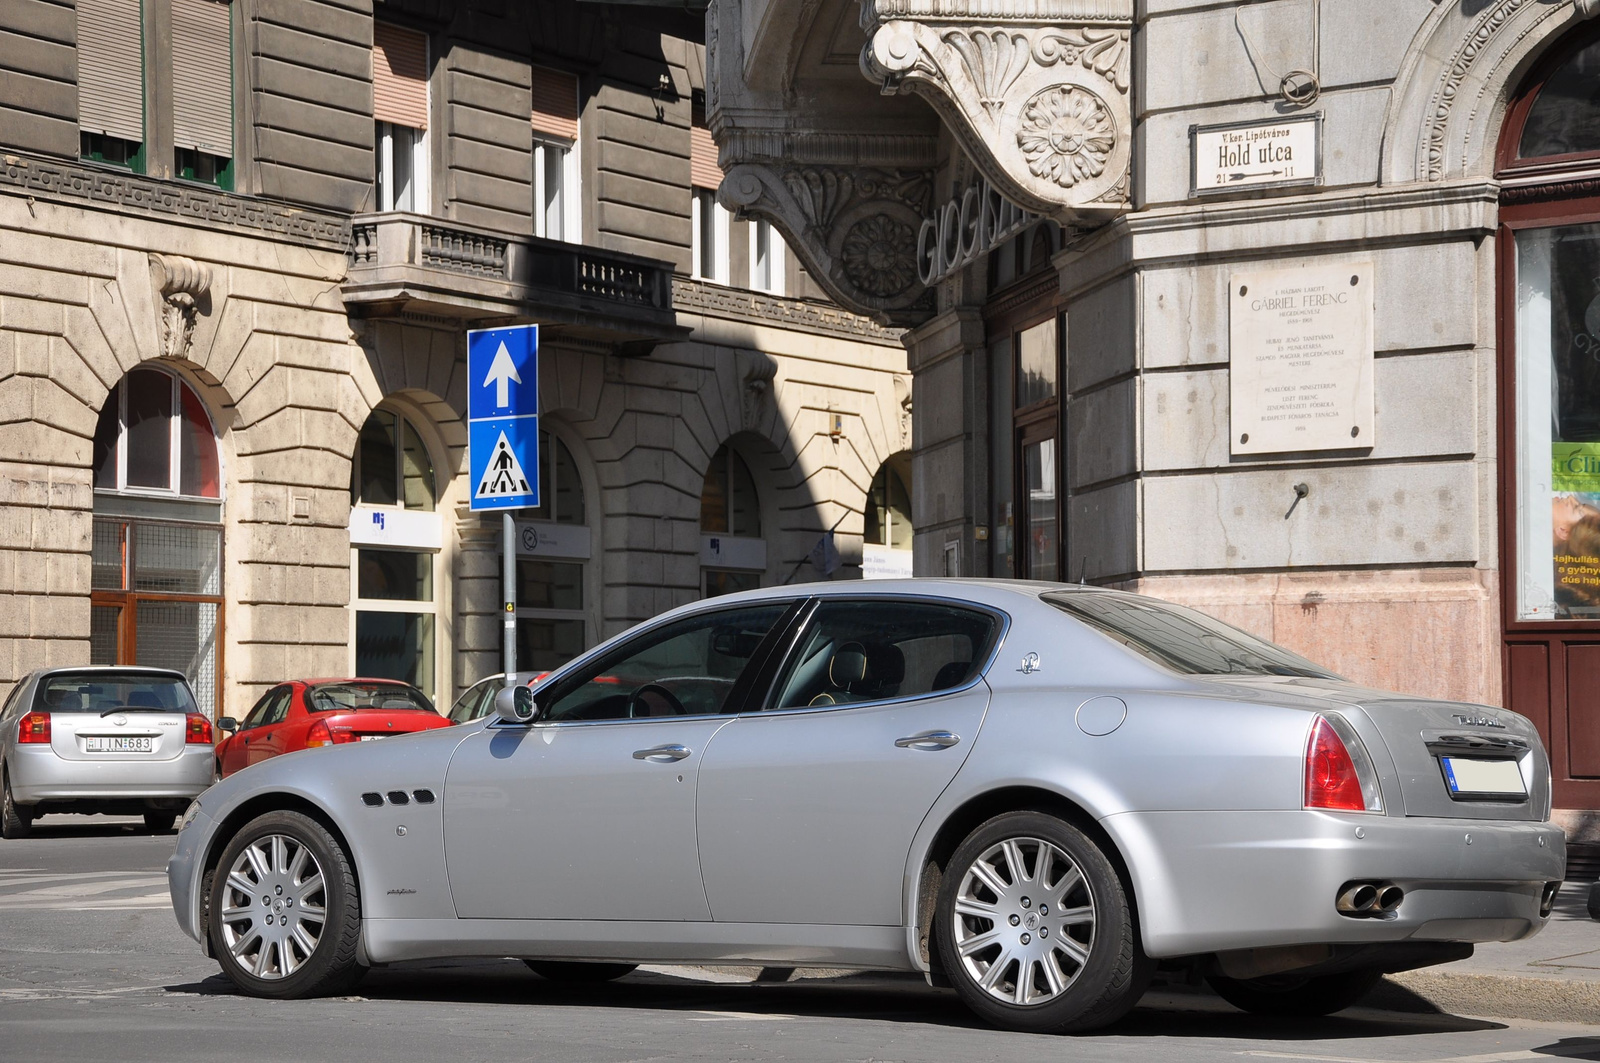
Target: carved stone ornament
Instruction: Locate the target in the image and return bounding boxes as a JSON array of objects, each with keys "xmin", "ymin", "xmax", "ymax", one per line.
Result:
[
  {"xmin": 720, "ymin": 160, "xmax": 935, "ymax": 323},
  {"xmin": 862, "ymin": 13, "xmax": 1133, "ymax": 219},
  {"xmin": 149, "ymin": 253, "xmax": 212, "ymax": 360}
]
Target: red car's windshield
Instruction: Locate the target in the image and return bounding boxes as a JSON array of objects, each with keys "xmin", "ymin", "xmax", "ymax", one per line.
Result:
[{"xmin": 307, "ymin": 683, "xmax": 436, "ymax": 714}]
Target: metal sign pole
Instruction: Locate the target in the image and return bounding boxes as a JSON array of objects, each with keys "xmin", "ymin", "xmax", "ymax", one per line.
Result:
[{"xmin": 503, "ymin": 512, "xmax": 516, "ymax": 674}]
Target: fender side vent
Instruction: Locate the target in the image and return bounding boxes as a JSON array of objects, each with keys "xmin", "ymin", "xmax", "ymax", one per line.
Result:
[
  {"xmin": 361, "ymin": 792, "xmax": 383, "ymax": 807},
  {"xmin": 412, "ymin": 789, "xmax": 435, "ymax": 804},
  {"xmin": 386, "ymin": 790, "xmax": 410, "ymax": 805}
]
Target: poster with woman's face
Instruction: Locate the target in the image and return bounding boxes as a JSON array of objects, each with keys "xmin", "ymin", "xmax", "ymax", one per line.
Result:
[{"xmin": 1552, "ymin": 444, "xmax": 1600, "ymax": 616}]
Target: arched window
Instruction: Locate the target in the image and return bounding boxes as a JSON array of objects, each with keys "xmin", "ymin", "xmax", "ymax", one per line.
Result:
[
  {"xmin": 90, "ymin": 366, "xmax": 224, "ymax": 715},
  {"xmin": 700, "ymin": 443, "xmax": 765, "ymax": 597},
  {"xmin": 349, "ymin": 407, "xmax": 440, "ymax": 697},
  {"xmin": 516, "ymin": 430, "xmax": 592, "ymax": 672},
  {"xmin": 864, "ymin": 455, "xmax": 914, "ymax": 579}
]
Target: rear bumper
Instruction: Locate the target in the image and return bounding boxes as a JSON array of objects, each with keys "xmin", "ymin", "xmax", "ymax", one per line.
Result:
[
  {"xmin": 8, "ymin": 742, "xmax": 213, "ymax": 804},
  {"xmin": 1106, "ymin": 809, "xmax": 1566, "ymax": 959}
]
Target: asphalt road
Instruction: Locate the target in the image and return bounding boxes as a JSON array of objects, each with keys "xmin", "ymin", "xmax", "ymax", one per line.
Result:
[{"xmin": 2, "ymin": 816, "xmax": 1599, "ymax": 1063}]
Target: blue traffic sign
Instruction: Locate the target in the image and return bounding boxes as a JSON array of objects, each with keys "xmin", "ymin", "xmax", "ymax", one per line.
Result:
[{"xmin": 467, "ymin": 325, "xmax": 539, "ymax": 511}]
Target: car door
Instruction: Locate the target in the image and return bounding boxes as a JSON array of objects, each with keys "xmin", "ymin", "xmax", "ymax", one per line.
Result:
[
  {"xmin": 247, "ymin": 686, "xmax": 298, "ymax": 764},
  {"xmin": 696, "ymin": 597, "xmax": 1002, "ymax": 926},
  {"xmin": 222, "ymin": 686, "xmax": 288, "ymax": 775},
  {"xmin": 442, "ymin": 600, "xmax": 797, "ymax": 921}
]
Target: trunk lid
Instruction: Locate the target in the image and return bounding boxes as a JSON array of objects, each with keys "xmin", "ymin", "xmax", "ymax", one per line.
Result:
[
  {"xmin": 1194, "ymin": 676, "xmax": 1551, "ymax": 821},
  {"xmin": 49, "ymin": 711, "xmax": 190, "ymax": 762}
]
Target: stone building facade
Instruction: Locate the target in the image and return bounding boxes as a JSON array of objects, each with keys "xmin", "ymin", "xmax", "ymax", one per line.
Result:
[
  {"xmin": 709, "ymin": 0, "xmax": 1600, "ymax": 836},
  {"xmin": 0, "ymin": 0, "xmax": 912, "ymax": 723}
]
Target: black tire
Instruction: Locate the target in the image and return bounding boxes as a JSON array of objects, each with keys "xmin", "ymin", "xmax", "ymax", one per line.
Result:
[
  {"xmin": 524, "ymin": 960, "xmax": 638, "ymax": 983},
  {"xmin": 1208, "ymin": 967, "xmax": 1383, "ymax": 1017},
  {"xmin": 144, "ymin": 811, "xmax": 177, "ymax": 834},
  {"xmin": 1, "ymin": 770, "xmax": 32, "ymax": 840},
  {"xmin": 208, "ymin": 810, "xmax": 366, "ymax": 998},
  {"xmin": 935, "ymin": 811, "xmax": 1151, "ymax": 1034}
]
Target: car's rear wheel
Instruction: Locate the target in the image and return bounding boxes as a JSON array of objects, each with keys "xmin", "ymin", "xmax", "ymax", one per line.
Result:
[
  {"xmin": 144, "ymin": 811, "xmax": 177, "ymax": 834},
  {"xmin": 208, "ymin": 810, "xmax": 365, "ymax": 998},
  {"xmin": 524, "ymin": 960, "xmax": 638, "ymax": 983},
  {"xmin": 935, "ymin": 811, "xmax": 1150, "ymax": 1033},
  {"xmin": 1208, "ymin": 968, "xmax": 1382, "ymax": 1016},
  {"xmin": 1, "ymin": 771, "xmax": 31, "ymax": 840}
]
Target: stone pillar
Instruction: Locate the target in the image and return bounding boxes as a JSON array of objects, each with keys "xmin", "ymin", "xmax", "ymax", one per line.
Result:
[{"xmin": 904, "ymin": 307, "xmax": 986, "ymax": 577}]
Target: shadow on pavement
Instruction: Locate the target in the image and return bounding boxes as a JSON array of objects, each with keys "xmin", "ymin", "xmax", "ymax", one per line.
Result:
[
  {"xmin": 163, "ymin": 959, "xmax": 1506, "ymax": 1040},
  {"xmin": 1532, "ymin": 1038, "xmax": 1600, "ymax": 1060}
]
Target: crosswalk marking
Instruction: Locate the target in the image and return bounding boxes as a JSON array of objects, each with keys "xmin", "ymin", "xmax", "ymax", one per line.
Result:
[{"xmin": 0, "ymin": 870, "xmax": 169, "ymax": 910}]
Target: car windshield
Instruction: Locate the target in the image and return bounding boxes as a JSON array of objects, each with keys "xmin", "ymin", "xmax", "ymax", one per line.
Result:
[
  {"xmin": 308, "ymin": 683, "xmax": 436, "ymax": 714},
  {"xmin": 1041, "ymin": 591, "xmax": 1340, "ymax": 679},
  {"xmin": 37, "ymin": 673, "xmax": 197, "ymax": 714}
]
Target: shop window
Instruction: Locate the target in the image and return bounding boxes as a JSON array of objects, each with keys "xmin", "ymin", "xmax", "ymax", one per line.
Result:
[
  {"xmin": 987, "ymin": 312, "xmax": 1063, "ymax": 579},
  {"xmin": 353, "ymin": 547, "xmax": 435, "ymax": 695},
  {"xmin": 373, "ymin": 23, "xmax": 430, "ymax": 213},
  {"xmin": 864, "ymin": 455, "xmax": 914, "ymax": 579},
  {"xmin": 701, "ymin": 443, "xmax": 764, "ymax": 596},
  {"xmin": 532, "ymin": 66, "xmax": 581, "ymax": 242},
  {"xmin": 90, "ymin": 367, "xmax": 224, "ymax": 715},
  {"xmin": 516, "ymin": 431, "xmax": 593, "ymax": 672}
]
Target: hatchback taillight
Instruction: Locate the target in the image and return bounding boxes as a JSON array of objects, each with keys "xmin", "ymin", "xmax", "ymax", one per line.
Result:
[
  {"xmin": 16, "ymin": 711, "xmax": 49, "ymax": 744},
  {"xmin": 185, "ymin": 713, "xmax": 213, "ymax": 744},
  {"xmin": 305, "ymin": 719, "xmax": 357, "ymax": 748},
  {"xmin": 1304, "ymin": 713, "xmax": 1384, "ymax": 813}
]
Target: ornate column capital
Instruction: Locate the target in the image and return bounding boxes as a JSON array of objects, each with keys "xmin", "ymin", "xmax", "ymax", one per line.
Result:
[
  {"xmin": 149, "ymin": 253, "xmax": 212, "ymax": 361},
  {"xmin": 860, "ymin": 2, "xmax": 1133, "ymax": 221}
]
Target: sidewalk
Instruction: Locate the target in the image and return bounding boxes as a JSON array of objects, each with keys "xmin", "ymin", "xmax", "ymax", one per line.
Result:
[{"xmin": 1382, "ymin": 879, "xmax": 1600, "ymax": 1023}]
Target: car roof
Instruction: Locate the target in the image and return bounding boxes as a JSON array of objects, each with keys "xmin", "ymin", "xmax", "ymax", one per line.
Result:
[
  {"xmin": 299, "ymin": 678, "xmax": 416, "ymax": 687},
  {"xmin": 32, "ymin": 666, "xmax": 189, "ymax": 681},
  {"xmin": 683, "ymin": 576, "xmax": 1110, "ymax": 611}
]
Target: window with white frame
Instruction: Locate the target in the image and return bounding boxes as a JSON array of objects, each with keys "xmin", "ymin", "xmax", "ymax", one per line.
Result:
[
  {"xmin": 693, "ymin": 189, "xmax": 729, "ymax": 284},
  {"xmin": 373, "ymin": 23, "xmax": 430, "ymax": 213},
  {"xmin": 532, "ymin": 66, "xmax": 581, "ymax": 242},
  {"xmin": 749, "ymin": 217, "xmax": 784, "ymax": 294}
]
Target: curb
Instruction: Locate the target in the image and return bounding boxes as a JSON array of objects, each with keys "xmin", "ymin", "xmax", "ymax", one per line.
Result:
[{"xmin": 1380, "ymin": 970, "xmax": 1600, "ymax": 1025}]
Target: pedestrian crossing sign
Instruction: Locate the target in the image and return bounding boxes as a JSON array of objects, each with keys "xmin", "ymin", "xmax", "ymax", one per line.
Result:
[
  {"xmin": 467, "ymin": 417, "xmax": 539, "ymax": 511},
  {"xmin": 475, "ymin": 430, "xmax": 533, "ymax": 500}
]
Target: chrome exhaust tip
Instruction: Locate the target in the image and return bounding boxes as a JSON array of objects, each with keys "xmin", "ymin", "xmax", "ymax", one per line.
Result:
[
  {"xmin": 1377, "ymin": 885, "xmax": 1404, "ymax": 913},
  {"xmin": 1336, "ymin": 883, "xmax": 1378, "ymax": 914}
]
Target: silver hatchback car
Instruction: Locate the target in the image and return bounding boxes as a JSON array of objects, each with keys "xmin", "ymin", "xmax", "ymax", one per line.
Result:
[{"xmin": 2, "ymin": 666, "xmax": 215, "ymax": 837}]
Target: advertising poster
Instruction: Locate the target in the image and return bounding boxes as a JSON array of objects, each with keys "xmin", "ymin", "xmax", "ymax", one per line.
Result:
[{"xmin": 1552, "ymin": 442, "xmax": 1600, "ymax": 616}]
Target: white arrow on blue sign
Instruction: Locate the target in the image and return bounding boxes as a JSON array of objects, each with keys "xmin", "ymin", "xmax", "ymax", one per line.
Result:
[{"xmin": 467, "ymin": 325, "xmax": 539, "ymax": 511}]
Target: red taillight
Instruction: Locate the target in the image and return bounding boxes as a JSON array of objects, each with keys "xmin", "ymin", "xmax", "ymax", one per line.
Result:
[
  {"xmin": 17, "ymin": 711, "xmax": 50, "ymax": 744},
  {"xmin": 185, "ymin": 713, "xmax": 213, "ymax": 744},
  {"xmin": 1305, "ymin": 715, "xmax": 1366, "ymax": 811},
  {"xmin": 305, "ymin": 719, "xmax": 357, "ymax": 748}
]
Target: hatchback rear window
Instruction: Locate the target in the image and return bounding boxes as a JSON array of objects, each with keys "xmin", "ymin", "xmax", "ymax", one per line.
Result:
[
  {"xmin": 37, "ymin": 673, "xmax": 197, "ymax": 714},
  {"xmin": 308, "ymin": 683, "xmax": 436, "ymax": 714},
  {"xmin": 1041, "ymin": 591, "xmax": 1340, "ymax": 679}
]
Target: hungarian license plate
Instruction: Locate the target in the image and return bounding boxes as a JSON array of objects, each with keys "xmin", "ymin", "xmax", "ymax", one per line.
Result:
[
  {"xmin": 84, "ymin": 736, "xmax": 153, "ymax": 753},
  {"xmin": 358, "ymin": 734, "xmax": 387, "ymax": 741},
  {"xmin": 1440, "ymin": 756, "xmax": 1526, "ymax": 797}
]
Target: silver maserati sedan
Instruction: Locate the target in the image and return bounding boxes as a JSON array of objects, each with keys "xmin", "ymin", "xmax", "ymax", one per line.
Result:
[{"xmin": 167, "ymin": 580, "xmax": 1563, "ymax": 1033}]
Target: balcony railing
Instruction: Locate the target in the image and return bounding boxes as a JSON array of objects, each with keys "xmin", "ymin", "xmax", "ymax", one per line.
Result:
[{"xmin": 344, "ymin": 212, "xmax": 681, "ymax": 350}]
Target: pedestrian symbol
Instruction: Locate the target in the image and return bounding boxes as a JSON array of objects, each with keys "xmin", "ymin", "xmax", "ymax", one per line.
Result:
[{"xmin": 475, "ymin": 432, "xmax": 532, "ymax": 499}]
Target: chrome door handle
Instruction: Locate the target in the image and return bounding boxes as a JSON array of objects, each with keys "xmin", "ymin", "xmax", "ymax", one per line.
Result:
[
  {"xmin": 633, "ymin": 744, "xmax": 692, "ymax": 762},
  {"xmin": 895, "ymin": 730, "xmax": 961, "ymax": 750}
]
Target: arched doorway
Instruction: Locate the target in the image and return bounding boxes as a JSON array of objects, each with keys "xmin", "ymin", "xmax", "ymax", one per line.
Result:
[
  {"xmin": 90, "ymin": 365, "xmax": 224, "ymax": 716},
  {"xmin": 700, "ymin": 442, "xmax": 765, "ymax": 597},
  {"xmin": 863, "ymin": 453, "xmax": 913, "ymax": 579},
  {"xmin": 1497, "ymin": 23, "xmax": 1600, "ymax": 810}
]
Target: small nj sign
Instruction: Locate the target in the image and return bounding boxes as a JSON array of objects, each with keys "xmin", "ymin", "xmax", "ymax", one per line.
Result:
[{"xmin": 467, "ymin": 325, "xmax": 539, "ymax": 511}]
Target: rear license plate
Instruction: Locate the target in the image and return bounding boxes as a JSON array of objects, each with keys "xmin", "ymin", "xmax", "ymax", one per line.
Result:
[
  {"xmin": 358, "ymin": 735, "xmax": 386, "ymax": 741},
  {"xmin": 1440, "ymin": 756, "xmax": 1526, "ymax": 797},
  {"xmin": 84, "ymin": 736, "xmax": 153, "ymax": 753}
]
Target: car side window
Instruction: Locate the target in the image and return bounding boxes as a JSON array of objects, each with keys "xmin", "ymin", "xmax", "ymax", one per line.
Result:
[
  {"xmin": 449, "ymin": 680, "xmax": 493, "ymax": 724},
  {"xmin": 241, "ymin": 687, "xmax": 289, "ymax": 730},
  {"xmin": 0, "ymin": 679, "xmax": 26, "ymax": 720},
  {"xmin": 766, "ymin": 600, "xmax": 999, "ymax": 710},
  {"xmin": 540, "ymin": 603, "xmax": 789, "ymax": 722}
]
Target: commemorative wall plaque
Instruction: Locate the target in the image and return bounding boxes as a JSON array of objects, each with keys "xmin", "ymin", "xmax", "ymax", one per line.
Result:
[{"xmin": 1229, "ymin": 262, "xmax": 1374, "ymax": 456}]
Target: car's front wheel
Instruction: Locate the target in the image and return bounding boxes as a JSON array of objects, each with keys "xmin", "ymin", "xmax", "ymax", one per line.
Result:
[
  {"xmin": 935, "ymin": 811, "xmax": 1150, "ymax": 1033},
  {"xmin": 1208, "ymin": 968, "xmax": 1382, "ymax": 1016},
  {"xmin": 524, "ymin": 960, "xmax": 638, "ymax": 983},
  {"xmin": 1, "ymin": 770, "xmax": 31, "ymax": 840},
  {"xmin": 208, "ymin": 810, "xmax": 365, "ymax": 998}
]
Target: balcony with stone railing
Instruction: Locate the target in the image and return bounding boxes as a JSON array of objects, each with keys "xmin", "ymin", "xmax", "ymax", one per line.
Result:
[{"xmin": 343, "ymin": 212, "xmax": 686, "ymax": 353}]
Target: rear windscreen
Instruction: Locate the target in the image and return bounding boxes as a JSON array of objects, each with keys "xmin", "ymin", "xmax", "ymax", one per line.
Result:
[
  {"xmin": 309, "ymin": 683, "xmax": 436, "ymax": 714},
  {"xmin": 37, "ymin": 674, "xmax": 197, "ymax": 714}
]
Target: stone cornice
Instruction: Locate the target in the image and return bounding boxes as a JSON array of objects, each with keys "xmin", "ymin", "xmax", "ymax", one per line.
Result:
[
  {"xmin": 672, "ymin": 278, "xmax": 904, "ymax": 345},
  {"xmin": 0, "ymin": 151, "xmax": 351, "ymax": 248}
]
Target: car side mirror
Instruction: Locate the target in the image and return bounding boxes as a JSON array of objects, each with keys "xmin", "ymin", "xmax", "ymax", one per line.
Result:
[
  {"xmin": 217, "ymin": 717, "xmax": 238, "ymax": 733},
  {"xmin": 494, "ymin": 684, "xmax": 537, "ymax": 724}
]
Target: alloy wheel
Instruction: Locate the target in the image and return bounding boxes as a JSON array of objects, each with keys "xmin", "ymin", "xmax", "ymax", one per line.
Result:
[
  {"xmin": 218, "ymin": 833, "xmax": 328, "ymax": 979},
  {"xmin": 951, "ymin": 836, "xmax": 1096, "ymax": 1006}
]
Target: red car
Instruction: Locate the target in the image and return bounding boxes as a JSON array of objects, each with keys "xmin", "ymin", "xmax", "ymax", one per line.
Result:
[{"xmin": 214, "ymin": 679, "xmax": 451, "ymax": 779}]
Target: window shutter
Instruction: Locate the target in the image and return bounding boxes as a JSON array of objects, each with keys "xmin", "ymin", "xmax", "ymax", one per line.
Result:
[
  {"xmin": 530, "ymin": 66, "xmax": 578, "ymax": 142},
  {"xmin": 77, "ymin": 0, "xmax": 144, "ymax": 143},
  {"xmin": 690, "ymin": 105, "xmax": 721, "ymax": 191},
  {"xmin": 374, "ymin": 22, "xmax": 429, "ymax": 130},
  {"xmin": 172, "ymin": 0, "xmax": 233, "ymax": 155}
]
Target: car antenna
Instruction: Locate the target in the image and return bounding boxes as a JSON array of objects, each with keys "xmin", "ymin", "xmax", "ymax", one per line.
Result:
[{"xmin": 1079, "ymin": 556, "xmax": 1088, "ymax": 586}]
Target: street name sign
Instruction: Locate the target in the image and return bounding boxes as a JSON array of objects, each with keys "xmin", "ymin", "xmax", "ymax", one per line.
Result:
[
  {"xmin": 467, "ymin": 325, "xmax": 540, "ymax": 511},
  {"xmin": 1191, "ymin": 113, "xmax": 1321, "ymax": 196}
]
